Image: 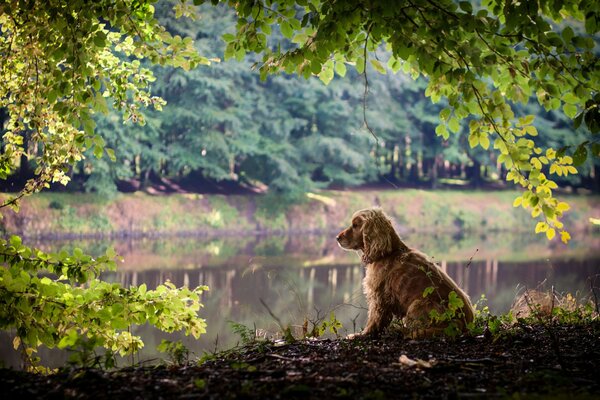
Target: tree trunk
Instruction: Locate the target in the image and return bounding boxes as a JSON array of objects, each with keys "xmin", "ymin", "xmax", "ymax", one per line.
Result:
[{"xmin": 468, "ymin": 160, "xmax": 482, "ymax": 188}]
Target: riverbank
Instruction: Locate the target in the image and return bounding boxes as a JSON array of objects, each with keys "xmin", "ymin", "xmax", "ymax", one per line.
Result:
[
  {"xmin": 1, "ymin": 189, "xmax": 599, "ymax": 238},
  {"xmin": 1, "ymin": 321, "xmax": 599, "ymax": 399}
]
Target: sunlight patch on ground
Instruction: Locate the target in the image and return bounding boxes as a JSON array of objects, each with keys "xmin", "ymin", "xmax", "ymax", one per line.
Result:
[{"xmin": 306, "ymin": 192, "xmax": 336, "ymax": 207}]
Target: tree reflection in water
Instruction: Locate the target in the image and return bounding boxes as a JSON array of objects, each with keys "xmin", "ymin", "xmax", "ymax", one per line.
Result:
[{"xmin": 4, "ymin": 232, "xmax": 597, "ymax": 368}]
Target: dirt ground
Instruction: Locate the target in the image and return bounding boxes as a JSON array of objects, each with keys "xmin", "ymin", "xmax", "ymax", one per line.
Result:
[{"xmin": 1, "ymin": 322, "xmax": 599, "ymax": 399}]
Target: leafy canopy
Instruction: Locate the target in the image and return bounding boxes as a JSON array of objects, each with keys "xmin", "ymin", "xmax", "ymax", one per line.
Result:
[
  {"xmin": 0, "ymin": 0, "xmax": 209, "ymax": 208},
  {"xmin": 0, "ymin": 0, "xmax": 210, "ymax": 369},
  {"xmin": 201, "ymin": 0, "xmax": 600, "ymax": 242}
]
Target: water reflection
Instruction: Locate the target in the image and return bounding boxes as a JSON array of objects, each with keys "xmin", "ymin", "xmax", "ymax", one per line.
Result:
[{"xmin": 1, "ymin": 231, "xmax": 599, "ymax": 368}]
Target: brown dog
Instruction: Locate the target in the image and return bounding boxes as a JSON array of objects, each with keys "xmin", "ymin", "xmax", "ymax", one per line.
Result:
[{"xmin": 336, "ymin": 208, "xmax": 474, "ymax": 338}]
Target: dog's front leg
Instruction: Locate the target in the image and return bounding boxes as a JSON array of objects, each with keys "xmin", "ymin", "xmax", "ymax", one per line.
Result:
[
  {"xmin": 347, "ymin": 302, "xmax": 389, "ymax": 339},
  {"xmin": 361, "ymin": 300, "xmax": 391, "ymax": 337}
]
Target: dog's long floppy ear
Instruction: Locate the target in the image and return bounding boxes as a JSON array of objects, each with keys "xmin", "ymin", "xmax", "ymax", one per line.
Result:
[{"xmin": 361, "ymin": 209, "xmax": 404, "ymax": 263}]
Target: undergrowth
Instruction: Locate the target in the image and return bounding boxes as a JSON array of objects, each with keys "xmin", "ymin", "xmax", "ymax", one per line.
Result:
[{"xmin": 58, "ymin": 290, "xmax": 598, "ymax": 370}]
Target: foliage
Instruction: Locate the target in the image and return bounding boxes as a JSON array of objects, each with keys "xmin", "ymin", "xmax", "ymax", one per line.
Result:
[
  {"xmin": 229, "ymin": 320, "xmax": 258, "ymax": 346},
  {"xmin": 0, "ymin": 0, "xmax": 210, "ymax": 206},
  {"xmin": 0, "ymin": 235, "xmax": 208, "ymax": 370},
  {"xmin": 3, "ymin": 2, "xmax": 598, "ymax": 245},
  {"xmin": 0, "ymin": 1, "xmax": 211, "ymax": 370},
  {"xmin": 157, "ymin": 339, "xmax": 191, "ymax": 365},
  {"xmin": 305, "ymin": 311, "xmax": 343, "ymax": 338},
  {"xmin": 201, "ymin": 0, "xmax": 600, "ymax": 241},
  {"xmin": 422, "ymin": 289, "xmax": 468, "ymax": 337},
  {"xmin": 66, "ymin": 336, "xmax": 117, "ymax": 370},
  {"xmin": 417, "ymin": 264, "xmax": 471, "ymax": 337},
  {"xmin": 469, "ymin": 292, "xmax": 598, "ymax": 339}
]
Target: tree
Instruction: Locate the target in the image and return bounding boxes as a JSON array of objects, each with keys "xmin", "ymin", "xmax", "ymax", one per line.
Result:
[
  {"xmin": 206, "ymin": 0, "xmax": 599, "ymax": 242},
  {"xmin": 0, "ymin": 0, "xmax": 209, "ymax": 369}
]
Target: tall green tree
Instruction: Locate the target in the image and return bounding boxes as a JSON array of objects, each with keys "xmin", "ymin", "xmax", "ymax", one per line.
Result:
[
  {"xmin": 207, "ymin": 0, "xmax": 599, "ymax": 242},
  {"xmin": 85, "ymin": 3, "xmax": 373, "ymax": 196}
]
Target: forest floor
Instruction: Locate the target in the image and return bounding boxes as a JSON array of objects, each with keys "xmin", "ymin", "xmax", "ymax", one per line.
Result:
[{"xmin": 1, "ymin": 322, "xmax": 599, "ymax": 399}]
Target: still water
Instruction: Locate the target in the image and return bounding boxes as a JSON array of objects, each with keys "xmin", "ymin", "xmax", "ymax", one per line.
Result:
[{"xmin": 1, "ymin": 230, "xmax": 599, "ymax": 368}]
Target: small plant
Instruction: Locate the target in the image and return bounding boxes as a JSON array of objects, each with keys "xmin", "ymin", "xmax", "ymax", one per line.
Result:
[
  {"xmin": 48, "ymin": 200, "xmax": 64, "ymax": 210},
  {"xmin": 2, "ymin": 236, "xmax": 209, "ymax": 371},
  {"xmin": 468, "ymin": 294, "xmax": 515, "ymax": 338},
  {"xmin": 67, "ymin": 336, "xmax": 117, "ymax": 369},
  {"xmin": 304, "ymin": 310, "xmax": 344, "ymax": 338},
  {"xmin": 418, "ymin": 265, "xmax": 470, "ymax": 338},
  {"xmin": 157, "ymin": 340, "xmax": 191, "ymax": 366},
  {"xmin": 310, "ymin": 312, "xmax": 343, "ymax": 338},
  {"xmin": 426, "ymin": 291, "xmax": 467, "ymax": 337},
  {"xmin": 229, "ymin": 321, "xmax": 257, "ymax": 346}
]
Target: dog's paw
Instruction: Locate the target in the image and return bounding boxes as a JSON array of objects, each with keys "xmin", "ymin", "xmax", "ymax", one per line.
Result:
[{"xmin": 346, "ymin": 332, "xmax": 363, "ymax": 340}]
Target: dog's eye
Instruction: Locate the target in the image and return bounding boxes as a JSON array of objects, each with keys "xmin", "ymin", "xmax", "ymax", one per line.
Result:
[{"xmin": 352, "ymin": 223, "xmax": 357, "ymax": 228}]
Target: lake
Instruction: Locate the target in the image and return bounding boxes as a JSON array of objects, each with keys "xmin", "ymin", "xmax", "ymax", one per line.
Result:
[{"xmin": 1, "ymin": 230, "xmax": 599, "ymax": 368}]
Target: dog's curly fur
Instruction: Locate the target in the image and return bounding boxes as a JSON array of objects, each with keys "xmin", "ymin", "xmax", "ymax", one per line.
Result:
[{"xmin": 336, "ymin": 208, "xmax": 474, "ymax": 338}]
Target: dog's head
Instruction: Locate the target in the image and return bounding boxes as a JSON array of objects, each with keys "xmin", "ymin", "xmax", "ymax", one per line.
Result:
[{"xmin": 336, "ymin": 208, "xmax": 403, "ymax": 263}]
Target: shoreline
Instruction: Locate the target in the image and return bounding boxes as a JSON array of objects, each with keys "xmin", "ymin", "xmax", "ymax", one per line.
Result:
[{"xmin": 2, "ymin": 189, "xmax": 599, "ymax": 240}]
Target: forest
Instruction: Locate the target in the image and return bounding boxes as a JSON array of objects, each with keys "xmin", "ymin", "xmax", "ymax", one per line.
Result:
[
  {"xmin": 1, "ymin": 0, "xmax": 600, "ymax": 398},
  {"xmin": 2, "ymin": 2, "xmax": 599, "ymax": 199}
]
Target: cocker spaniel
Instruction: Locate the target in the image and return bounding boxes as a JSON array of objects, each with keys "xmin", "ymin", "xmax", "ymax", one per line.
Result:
[{"xmin": 336, "ymin": 208, "xmax": 474, "ymax": 338}]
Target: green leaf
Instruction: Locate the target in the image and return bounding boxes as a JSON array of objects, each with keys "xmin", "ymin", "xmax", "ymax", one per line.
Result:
[
  {"xmin": 10, "ymin": 235, "xmax": 22, "ymax": 248},
  {"xmin": 448, "ymin": 117, "xmax": 460, "ymax": 133},
  {"xmin": 105, "ymin": 148, "xmax": 116, "ymax": 162},
  {"xmin": 518, "ymin": 115, "xmax": 535, "ymax": 126},
  {"xmin": 563, "ymin": 103, "xmax": 578, "ymax": 119},
  {"xmin": 439, "ymin": 108, "xmax": 451, "ymax": 122},
  {"xmin": 355, "ymin": 57, "xmax": 365, "ymax": 74},
  {"xmin": 562, "ymin": 92, "xmax": 579, "ymax": 104},
  {"xmin": 513, "ymin": 197, "xmax": 523, "ymax": 207},
  {"xmin": 222, "ymin": 33, "xmax": 236, "ymax": 42},
  {"xmin": 93, "ymin": 145, "xmax": 104, "ymax": 159},
  {"xmin": 435, "ymin": 124, "xmax": 449, "ymax": 139},
  {"xmin": 479, "ymin": 135, "xmax": 490, "ymax": 150},
  {"xmin": 334, "ymin": 61, "xmax": 346, "ymax": 77},
  {"xmin": 93, "ymin": 32, "xmax": 107, "ymax": 47},
  {"xmin": 82, "ymin": 117, "xmax": 96, "ymax": 136},
  {"xmin": 370, "ymin": 59, "xmax": 386, "ymax": 74},
  {"xmin": 459, "ymin": 1, "xmax": 473, "ymax": 13},
  {"xmin": 524, "ymin": 126, "xmax": 538, "ymax": 136},
  {"xmin": 468, "ymin": 134, "xmax": 479, "ymax": 148},
  {"xmin": 280, "ymin": 21, "xmax": 293, "ymax": 38},
  {"xmin": 106, "ymin": 247, "xmax": 117, "ymax": 259},
  {"xmin": 562, "ymin": 26, "xmax": 574, "ymax": 43},
  {"xmin": 387, "ymin": 56, "xmax": 401, "ymax": 73},
  {"xmin": 318, "ymin": 60, "xmax": 334, "ymax": 84},
  {"xmin": 542, "ymin": 205, "xmax": 555, "ymax": 219},
  {"xmin": 57, "ymin": 329, "xmax": 79, "ymax": 349},
  {"xmin": 573, "ymin": 144, "xmax": 588, "ymax": 166}
]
